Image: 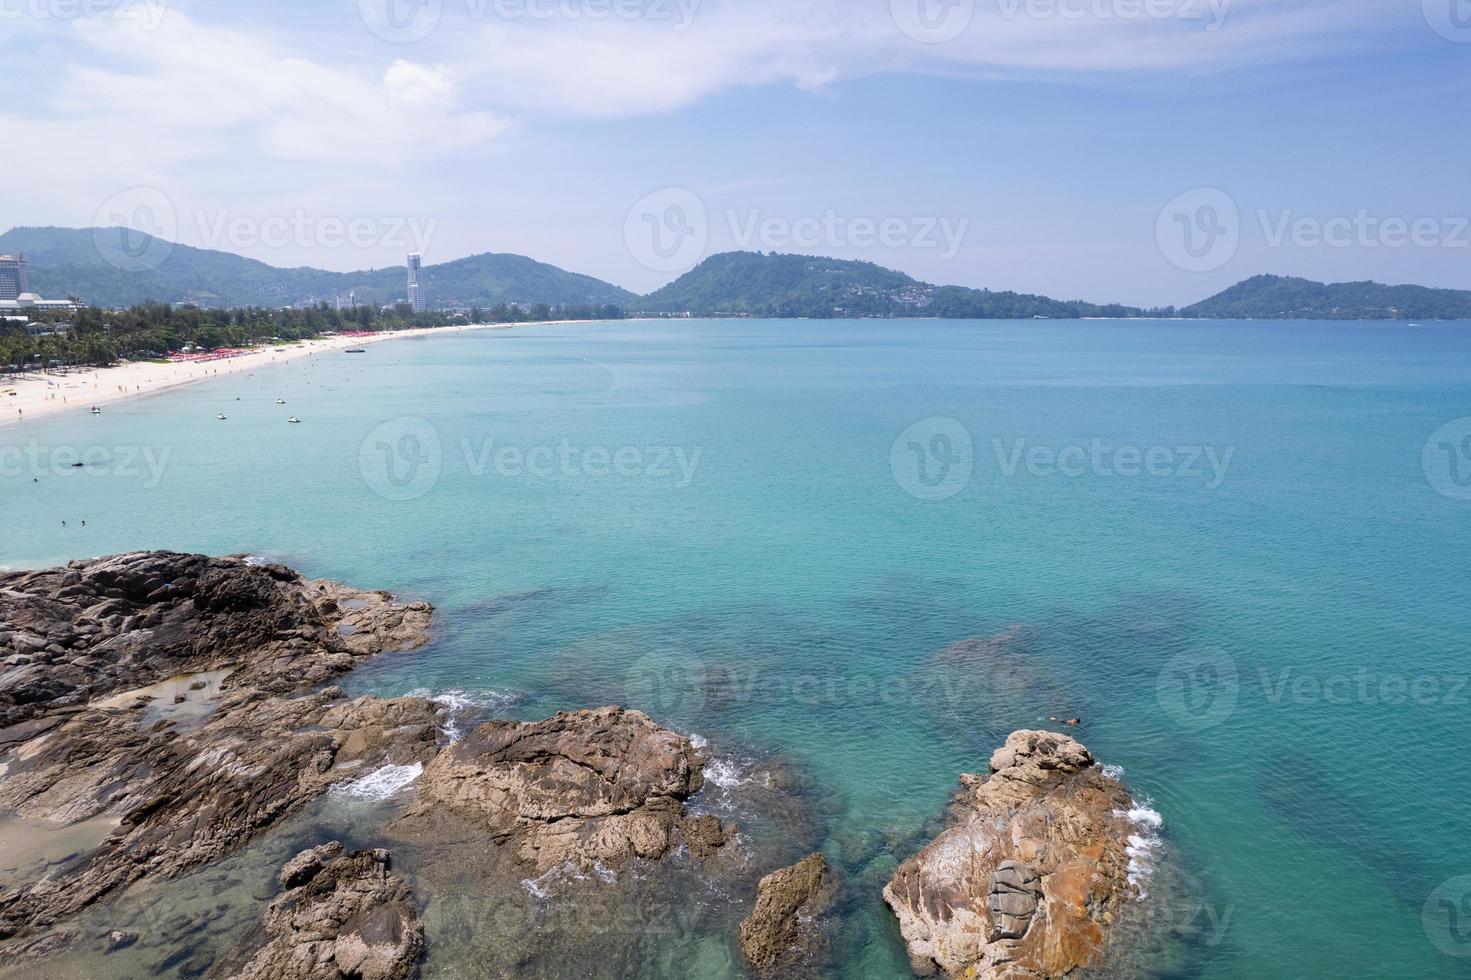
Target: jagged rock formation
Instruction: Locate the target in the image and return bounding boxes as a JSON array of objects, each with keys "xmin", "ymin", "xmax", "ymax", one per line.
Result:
[
  {"xmin": 0, "ymin": 551, "xmax": 432, "ymax": 727},
  {"xmin": 0, "ymin": 552, "xmax": 439, "ymax": 940},
  {"xmin": 395, "ymin": 707, "xmax": 730, "ymax": 873},
  {"xmin": 883, "ymin": 730, "xmax": 1138, "ymax": 978},
  {"xmin": 210, "ymin": 843, "xmax": 423, "ymax": 980},
  {"xmin": 739, "ymin": 852, "xmax": 837, "ymax": 975}
]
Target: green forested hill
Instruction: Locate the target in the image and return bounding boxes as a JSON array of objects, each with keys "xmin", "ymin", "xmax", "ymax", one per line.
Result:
[
  {"xmin": 1179, "ymin": 274, "xmax": 1471, "ymax": 320},
  {"xmin": 0, "ymin": 227, "xmax": 636, "ymax": 309}
]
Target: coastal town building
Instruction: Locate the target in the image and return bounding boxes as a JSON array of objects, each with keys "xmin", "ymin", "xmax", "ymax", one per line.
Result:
[
  {"xmin": 407, "ymin": 253, "xmax": 425, "ymax": 312},
  {"xmin": 0, "ymin": 292, "xmax": 79, "ymax": 313},
  {"xmin": 0, "ymin": 254, "xmax": 29, "ymax": 301}
]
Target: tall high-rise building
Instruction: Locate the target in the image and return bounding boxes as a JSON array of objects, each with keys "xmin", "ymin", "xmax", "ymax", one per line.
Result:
[
  {"xmin": 0, "ymin": 254, "xmax": 29, "ymax": 302},
  {"xmin": 406, "ymin": 253, "xmax": 425, "ymax": 313}
]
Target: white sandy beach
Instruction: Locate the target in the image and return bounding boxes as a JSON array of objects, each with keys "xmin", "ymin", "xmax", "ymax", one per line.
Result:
[{"xmin": 0, "ymin": 320, "xmax": 585, "ymax": 429}]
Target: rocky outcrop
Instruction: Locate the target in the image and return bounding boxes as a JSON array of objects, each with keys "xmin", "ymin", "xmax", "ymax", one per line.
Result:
[
  {"xmin": 739, "ymin": 852, "xmax": 836, "ymax": 975},
  {"xmin": 0, "ymin": 551, "xmax": 432, "ymax": 727},
  {"xmin": 210, "ymin": 844, "xmax": 423, "ymax": 980},
  {"xmin": 0, "ymin": 690, "xmax": 443, "ymax": 935},
  {"xmin": 883, "ymin": 730, "xmax": 1138, "ymax": 978},
  {"xmin": 0, "ymin": 552, "xmax": 440, "ymax": 940},
  {"xmin": 395, "ymin": 707, "xmax": 728, "ymax": 874}
]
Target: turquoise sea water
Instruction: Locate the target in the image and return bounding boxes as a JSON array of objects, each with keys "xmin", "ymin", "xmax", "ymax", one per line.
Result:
[{"xmin": 4, "ymin": 318, "xmax": 1471, "ymax": 978}]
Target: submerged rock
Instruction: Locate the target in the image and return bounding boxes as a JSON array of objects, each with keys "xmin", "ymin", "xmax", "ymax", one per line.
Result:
[
  {"xmin": 882, "ymin": 730, "xmax": 1138, "ymax": 978},
  {"xmin": 916, "ymin": 627, "xmax": 1082, "ymax": 749},
  {"xmin": 395, "ymin": 706, "xmax": 730, "ymax": 873},
  {"xmin": 210, "ymin": 844, "xmax": 423, "ymax": 980},
  {"xmin": 739, "ymin": 852, "xmax": 837, "ymax": 975}
]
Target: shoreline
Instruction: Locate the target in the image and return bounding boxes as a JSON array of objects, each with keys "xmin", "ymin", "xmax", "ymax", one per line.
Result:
[{"xmin": 0, "ymin": 319, "xmax": 606, "ymax": 429}]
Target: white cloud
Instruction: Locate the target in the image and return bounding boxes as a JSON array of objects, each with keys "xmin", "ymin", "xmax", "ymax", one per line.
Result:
[
  {"xmin": 445, "ymin": 0, "xmax": 1396, "ymax": 118},
  {"xmin": 385, "ymin": 61, "xmax": 459, "ymax": 109},
  {"xmin": 28, "ymin": 12, "xmax": 511, "ymax": 164}
]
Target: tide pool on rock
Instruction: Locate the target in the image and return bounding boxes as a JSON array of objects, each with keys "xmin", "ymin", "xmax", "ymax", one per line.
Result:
[{"xmin": 4, "ymin": 318, "xmax": 1471, "ymax": 978}]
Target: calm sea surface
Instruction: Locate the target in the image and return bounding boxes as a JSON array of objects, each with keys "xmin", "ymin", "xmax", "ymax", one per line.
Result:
[{"xmin": 4, "ymin": 318, "xmax": 1471, "ymax": 978}]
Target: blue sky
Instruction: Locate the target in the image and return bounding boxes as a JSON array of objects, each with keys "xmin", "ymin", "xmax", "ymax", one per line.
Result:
[{"xmin": 3, "ymin": 0, "xmax": 1468, "ymax": 306}]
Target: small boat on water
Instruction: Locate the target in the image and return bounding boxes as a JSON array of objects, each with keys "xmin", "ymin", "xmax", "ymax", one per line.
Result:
[
  {"xmin": 287, "ymin": 417, "xmax": 301, "ymax": 424},
  {"xmin": 216, "ymin": 413, "xmax": 228, "ymax": 420},
  {"xmin": 276, "ymin": 399, "xmax": 286, "ymax": 404},
  {"xmin": 90, "ymin": 407, "xmax": 102, "ymax": 415},
  {"xmin": 345, "ymin": 348, "xmax": 367, "ymax": 354}
]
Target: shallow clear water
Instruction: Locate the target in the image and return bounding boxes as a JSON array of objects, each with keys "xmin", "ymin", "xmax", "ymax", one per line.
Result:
[{"xmin": 4, "ymin": 318, "xmax": 1471, "ymax": 978}]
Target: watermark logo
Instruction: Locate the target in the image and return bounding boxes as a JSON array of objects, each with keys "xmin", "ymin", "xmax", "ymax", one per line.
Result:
[
  {"xmin": 1424, "ymin": 419, "xmax": 1471, "ymax": 501},
  {"xmin": 995, "ymin": 438, "xmax": 1234, "ymax": 489},
  {"xmin": 461, "ymin": 437, "xmax": 701, "ymax": 486},
  {"xmin": 359, "ymin": 0, "xmax": 699, "ymax": 40},
  {"xmin": 728, "ymin": 209, "xmax": 969, "ymax": 261},
  {"xmin": 359, "ymin": 0, "xmax": 442, "ymax": 42},
  {"xmin": 193, "ymin": 210, "xmax": 437, "ymax": 254},
  {"xmin": 891, "ymin": 0, "xmax": 974, "ymax": 43},
  {"xmin": 1424, "ymin": 876, "xmax": 1471, "ymax": 957},
  {"xmin": 358, "ymin": 419, "xmax": 701, "ymax": 500},
  {"xmin": 891, "ymin": 416, "xmax": 974, "ymax": 501},
  {"xmin": 92, "ymin": 187, "xmax": 176, "ymax": 273},
  {"xmin": 1156, "ymin": 648, "xmax": 1238, "ymax": 730},
  {"xmin": 1258, "ymin": 210, "xmax": 1468, "ymax": 251},
  {"xmin": 623, "ymin": 652, "xmax": 707, "ymax": 717},
  {"xmin": 624, "ymin": 187, "xmax": 708, "ymax": 274},
  {"xmin": 0, "ymin": 0, "xmax": 169, "ymax": 29},
  {"xmin": 1424, "ymin": 0, "xmax": 1471, "ymax": 42},
  {"xmin": 1157, "ymin": 187, "xmax": 1239, "ymax": 273},
  {"xmin": 360, "ymin": 417, "xmax": 443, "ymax": 501},
  {"xmin": 996, "ymin": 0, "xmax": 1229, "ymax": 30}
]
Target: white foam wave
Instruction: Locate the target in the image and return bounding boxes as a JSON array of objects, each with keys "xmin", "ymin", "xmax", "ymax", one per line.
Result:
[
  {"xmin": 334, "ymin": 762, "xmax": 423, "ymax": 801},
  {"xmin": 520, "ymin": 860, "xmax": 618, "ymax": 899},
  {"xmin": 688, "ymin": 733, "xmax": 708, "ymax": 750},
  {"xmin": 1114, "ymin": 798, "xmax": 1165, "ymax": 898},
  {"xmin": 407, "ymin": 687, "xmax": 515, "ymax": 741},
  {"xmin": 703, "ymin": 757, "xmax": 746, "ymax": 789},
  {"xmin": 1100, "ymin": 763, "xmax": 1126, "ymax": 780}
]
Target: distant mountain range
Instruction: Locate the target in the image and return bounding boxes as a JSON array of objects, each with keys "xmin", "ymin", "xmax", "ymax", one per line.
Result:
[
  {"xmin": 0, "ymin": 227, "xmax": 635, "ymax": 310},
  {"xmin": 1175, "ymin": 274, "xmax": 1471, "ymax": 320},
  {"xmin": 4, "ymin": 227, "xmax": 1469, "ymax": 320},
  {"xmin": 641, "ymin": 251, "xmax": 1150, "ymax": 319}
]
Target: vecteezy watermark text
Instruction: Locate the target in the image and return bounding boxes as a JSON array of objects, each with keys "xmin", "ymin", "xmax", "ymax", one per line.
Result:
[
  {"xmin": 0, "ymin": 0, "xmax": 168, "ymax": 28},
  {"xmin": 1, "ymin": 440, "xmax": 171, "ymax": 488},
  {"xmin": 460, "ymin": 438, "xmax": 700, "ymax": 485},
  {"xmin": 358, "ymin": 418, "xmax": 701, "ymax": 501},
  {"xmin": 890, "ymin": 0, "xmax": 1229, "ymax": 43},
  {"xmin": 358, "ymin": 0, "xmax": 699, "ymax": 44},
  {"xmin": 1157, "ymin": 648, "xmax": 1470, "ymax": 731},
  {"xmin": 193, "ymin": 210, "xmax": 438, "ymax": 254},
  {"xmin": 993, "ymin": 438, "xmax": 1234, "ymax": 489},
  {"xmin": 1157, "ymin": 187, "xmax": 1470, "ymax": 273},
  {"xmin": 623, "ymin": 187, "xmax": 970, "ymax": 273},
  {"xmin": 889, "ymin": 417, "xmax": 1236, "ymax": 501},
  {"xmin": 91, "ymin": 187, "xmax": 438, "ymax": 272},
  {"xmin": 727, "ymin": 210, "xmax": 969, "ymax": 261}
]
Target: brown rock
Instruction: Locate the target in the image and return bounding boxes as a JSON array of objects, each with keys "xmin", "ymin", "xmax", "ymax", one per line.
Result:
[
  {"xmin": 0, "ymin": 552, "xmax": 433, "ymax": 727},
  {"xmin": 882, "ymin": 730, "xmax": 1139, "ymax": 978},
  {"xmin": 395, "ymin": 706, "xmax": 728, "ymax": 873},
  {"xmin": 739, "ymin": 853, "xmax": 836, "ymax": 974},
  {"xmin": 0, "ymin": 552, "xmax": 441, "ymax": 940},
  {"xmin": 210, "ymin": 846, "xmax": 422, "ymax": 980}
]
